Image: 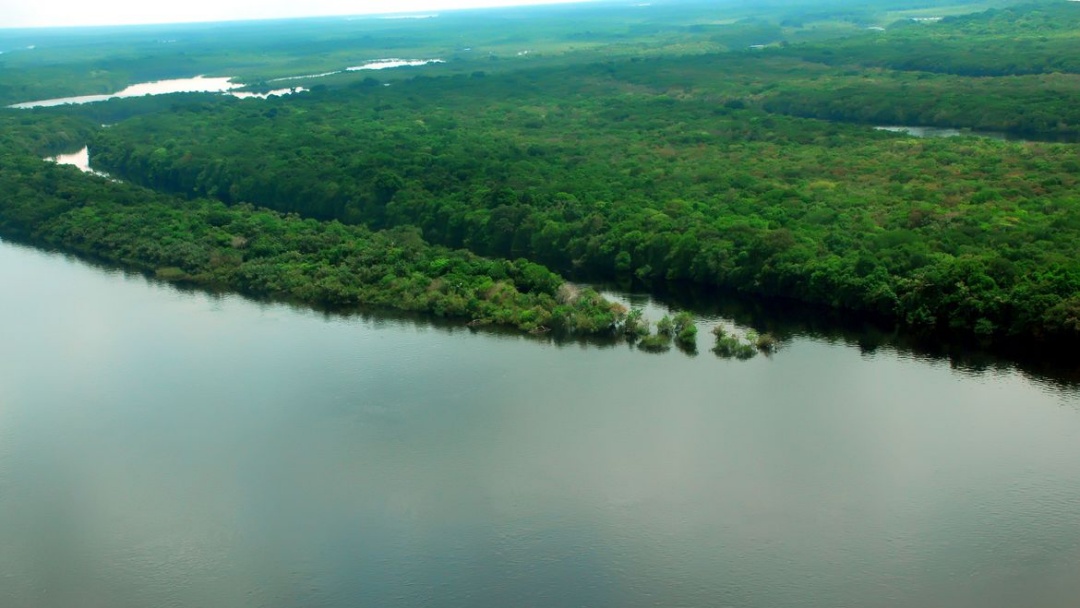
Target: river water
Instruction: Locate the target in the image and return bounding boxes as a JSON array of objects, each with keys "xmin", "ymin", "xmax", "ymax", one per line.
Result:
[
  {"xmin": 2, "ymin": 240, "xmax": 1080, "ymax": 608},
  {"xmin": 873, "ymin": 125, "xmax": 1080, "ymax": 144},
  {"xmin": 47, "ymin": 146, "xmax": 112, "ymax": 179},
  {"xmin": 875, "ymin": 125, "xmax": 1018, "ymax": 140},
  {"xmin": 9, "ymin": 76, "xmax": 305, "ymax": 109},
  {"xmin": 9, "ymin": 61, "xmax": 441, "ymax": 108}
]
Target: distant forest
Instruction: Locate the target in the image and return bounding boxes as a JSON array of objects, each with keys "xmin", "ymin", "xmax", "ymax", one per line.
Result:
[{"xmin": 4, "ymin": 0, "xmax": 1080, "ymax": 345}]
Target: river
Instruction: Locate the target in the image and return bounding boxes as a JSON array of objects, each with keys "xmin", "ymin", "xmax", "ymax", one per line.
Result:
[
  {"xmin": 9, "ymin": 61, "xmax": 441, "ymax": 108},
  {"xmin": 875, "ymin": 125, "xmax": 1019, "ymax": 140},
  {"xmin": 2, "ymin": 240, "xmax": 1080, "ymax": 608},
  {"xmin": 8, "ymin": 76, "xmax": 305, "ymax": 109},
  {"xmin": 873, "ymin": 125, "xmax": 1079, "ymax": 144}
]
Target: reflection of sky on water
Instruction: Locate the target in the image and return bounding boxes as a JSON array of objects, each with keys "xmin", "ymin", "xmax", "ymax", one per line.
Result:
[
  {"xmin": 1, "ymin": 241, "xmax": 1080, "ymax": 608},
  {"xmin": 10, "ymin": 76, "xmax": 238, "ymax": 108},
  {"xmin": 347, "ymin": 58, "xmax": 445, "ymax": 70},
  {"xmin": 10, "ymin": 76, "xmax": 306, "ymax": 108}
]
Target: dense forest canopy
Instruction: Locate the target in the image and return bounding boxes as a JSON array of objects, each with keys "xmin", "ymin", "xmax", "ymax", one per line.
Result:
[
  {"xmin": 0, "ymin": 114, "xmax": 627, "ymax": 335},
  {"xmin": 3, "ymin": 0, "xmax": 1080, "ymax": 350}
]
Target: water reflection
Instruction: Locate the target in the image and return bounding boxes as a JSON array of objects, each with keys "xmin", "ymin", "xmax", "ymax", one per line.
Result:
[
  {"xmin": 10, "ymin": 76, "xmax": 307, "ymax": 108},
  {"xmin": 874, "ymin": 124, "xmax": 1079, "ymax": 144},
  {"xmin": 230, "ymin": 87, "xmax": 307, "ymax": 100},
  {"xmin": 46, "ymin": 146, "xmax": 112, "ymax": 178},
  {"xmin": 10, "ymin": 76, "xmax": 240, "ymax": 108},
  {"xmin": 595, "ymin": 278, "xmax": 1080, "ymax": 389},
  {"xmin": 13, "ymin": 226, "xmax": 1080, "ymax": 387},
  {"xmin": 2, "ymin": 239, "xmax": 1080, "ymax": 608},
  {"xmin": 347, "ymin": 58, "xmax": 445, "ymax": 71}
]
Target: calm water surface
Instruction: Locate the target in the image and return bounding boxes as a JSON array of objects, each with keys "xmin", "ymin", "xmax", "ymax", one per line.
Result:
[
  {"xmin": 874, "ymin": 125, "xmax": 1024, "ymax": 140},
  {"xmin": 10, "ymin": 61, "xmax": 439, "ymax": 108},
  {"xmin": 47, "ymin": 147, "xmax": 111, "ymax": 179},
  {"xmin": 2, "ymin": 241, "xmax": 1080, "ymax": 608},
  {"xmin": 872, "ymin": 125, "xmax": 1079, "ymax": 143},
  {"xmin": 9, "ymin": 76, "xmax": 241, "ymax": 108},
  {"xmin": 347, "ymin": 59, "xmax": 445, "ymax": 71},
  {"xmin": 9, "ymin": 77, "xmax": 304, "ymax": 109}
]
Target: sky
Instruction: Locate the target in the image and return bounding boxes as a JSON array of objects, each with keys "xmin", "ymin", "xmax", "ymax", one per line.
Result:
[{"xmin": 0, "ymin": 0, "xmax": 597, "ymax": 29}]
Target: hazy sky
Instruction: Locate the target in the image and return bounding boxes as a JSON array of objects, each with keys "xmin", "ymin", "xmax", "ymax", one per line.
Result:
[{"xmin": 0, "ymin": 0, "xmax": 595, "ymax": 29}]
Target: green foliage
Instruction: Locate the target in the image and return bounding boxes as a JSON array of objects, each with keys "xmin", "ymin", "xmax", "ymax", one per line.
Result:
[
  {"xmin": 6, "ymin": 0, "xmax": 1080, "ymax": 346},
  {"xmin": 755, "ymin": 332, "xmax": 779, "ymax": 353},
  {"xmin": 623, "ymin": 308, "xmax": 650, "ymax": 338},
  {"xmin": 81, "ymin": 64, "xmax": 1080, "ymax": 342},
  {"xmin": 656, "ymin": 315, "xmax": 675, "ymax": 337},
  {"xmin": 676, "ymin": 324, "xmax": 698, "ymax": 348},
  {"xmin": 672, "ymin": 311, "xmax": 698, "ymax": 347},
  {"xmin": 0, "ymin": 0, "xmax": 893, "ymax": 106},
  {"xmin": 638, "ymin": 330, "xmax": 672, "ymax": 353},
  {"xmin": 760, "ymin": 72, "xmax": 1080, "ymax": 137},
  {"xmin": 0, "ymin": 143, "xmax": 623, "ymax": 337},
  {"xmin": 784, "ymin": 2, "xmax": 1080, "ymax": 78},
  {"xmin": 712, "ymin": 326, "xmax": 758, "ymax": 360}
]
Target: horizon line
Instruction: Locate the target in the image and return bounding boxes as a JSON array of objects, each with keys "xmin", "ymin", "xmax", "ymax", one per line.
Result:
[{"xmin": 0, "ymin": 0, "xmax": 608, "ymax": 31}]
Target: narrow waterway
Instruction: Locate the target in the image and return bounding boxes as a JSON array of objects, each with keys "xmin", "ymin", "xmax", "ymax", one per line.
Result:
[
  {"xmin": 9, "ymin": 76, "xmax": 305, "ymax": 108},
  {"xmin": 874, "ymin": 124, "xmax": 1078, "ymax": 143}
]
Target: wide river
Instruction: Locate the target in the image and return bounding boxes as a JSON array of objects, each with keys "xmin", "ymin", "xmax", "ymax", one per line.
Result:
[{"xmin": 2, "ymin": 240, "xmax": 1080, "ymax": 608}]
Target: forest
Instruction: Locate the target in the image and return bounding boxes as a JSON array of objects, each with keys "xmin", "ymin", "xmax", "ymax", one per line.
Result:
[
  {"xmin": 3, "ymin": 0, "xmax": 1080, "ymax": 348},
  {"xmin": 0, "ymin": 121, "xmax": 626, "ymax": 335}
]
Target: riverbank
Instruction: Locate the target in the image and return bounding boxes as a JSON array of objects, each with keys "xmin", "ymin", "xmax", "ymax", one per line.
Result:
[
  {"xmin": 5, "ymin": 236, "xmax": 1080, "ymax": 608},
  {"xmin": 0, "ymin": 155, "xmax": 625, "ymax": 336},
  {"xmin": 8, "ymin": 142, "xmax": 1080, "ymax": 352}
]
